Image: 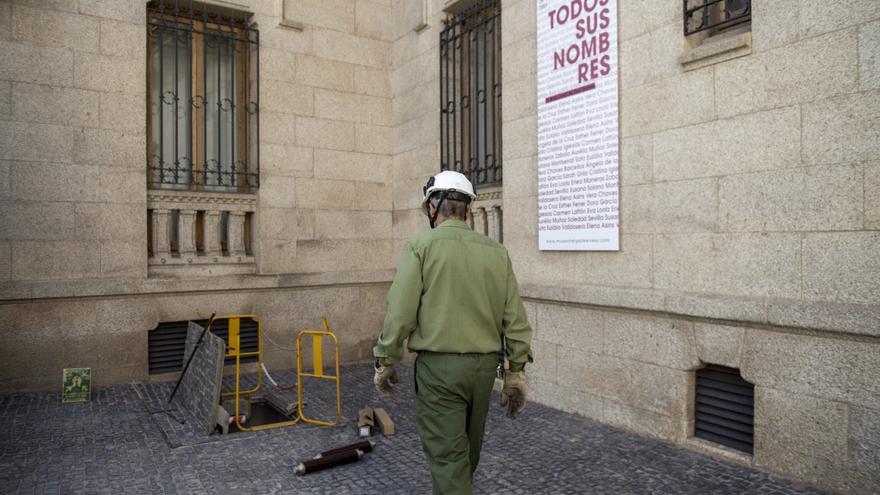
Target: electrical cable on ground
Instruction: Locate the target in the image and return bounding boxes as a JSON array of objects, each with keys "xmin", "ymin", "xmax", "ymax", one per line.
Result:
[
  {"xmin": 262, "ymin": 330, "xmax": 298, "ymax": 352},
  {"xmin": 261, "ymin": 363, "xmax": 280, "ymax": 387},
  {"xmin": 260, "ymin": 330, "xmax": 299, "ymax": 391}
]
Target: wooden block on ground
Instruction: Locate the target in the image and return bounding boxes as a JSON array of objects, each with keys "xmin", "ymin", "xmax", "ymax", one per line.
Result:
[
  {"xmin": 358, "ymin": 407, "xmax": 374, "ymax": 436},
  {"xmin": 373, "ymin": 407, "xmax": 395, "ymax": 436}
]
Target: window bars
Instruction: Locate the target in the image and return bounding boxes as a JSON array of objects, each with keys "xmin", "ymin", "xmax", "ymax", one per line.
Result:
[
  {"xmin": 683, "ymin": 0, "xmax": 750, "ymax": 36},
  {"xmin": 440, "ymin": 0, "xmax": 502, "ymax": 189},
  {"xmin": 147, "ymin": 0, "xmax": 259, "ymax": 192}
]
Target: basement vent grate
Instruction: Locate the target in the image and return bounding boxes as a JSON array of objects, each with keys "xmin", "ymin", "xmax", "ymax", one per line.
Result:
[
  {"xmin": 148, "ymin": 318, "xmax": 259, "ymax": 375},
  {"xmin": 694, "ymin": 364, "xmax": 754, "ymax": 454}
]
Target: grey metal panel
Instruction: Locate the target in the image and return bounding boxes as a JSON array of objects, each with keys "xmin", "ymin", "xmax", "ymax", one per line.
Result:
[
  {"xmin": 173, "ymin": 322, "xmax": 225, "ymax": 435},
  {"xmin": 148, "ymin": 318, "xmax": 259, "ymax": 375}
]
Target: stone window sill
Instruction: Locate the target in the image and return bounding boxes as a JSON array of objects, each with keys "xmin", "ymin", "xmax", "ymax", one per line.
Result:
[
  {"xmin": 680, "ymin": 29, "xmax": 752, "ymax": 72},
  {"xmin": 685, "ymin": 437, "xmax": 753, "ymax": 467},
  {"xmin": 278, "ymin": 18, "xmax": 304, "ymax": 31},
  {"xmin": 278, "ymin": 0, "xmax": 304, "ymax": 31},
  {"xmin": 443, "ymin": 0, "xmax": 483, "ymax": 14}
]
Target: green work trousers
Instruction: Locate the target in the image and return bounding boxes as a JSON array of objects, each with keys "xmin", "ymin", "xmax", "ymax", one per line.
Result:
[{"xmin": 414, "ymin": 351, "xmax": 498, "ymax": 495}]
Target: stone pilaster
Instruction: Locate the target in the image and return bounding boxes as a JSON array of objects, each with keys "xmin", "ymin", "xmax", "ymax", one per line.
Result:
[{"xmin": 178, "ymin": 209, "xmax": 197, "ymax": 258}]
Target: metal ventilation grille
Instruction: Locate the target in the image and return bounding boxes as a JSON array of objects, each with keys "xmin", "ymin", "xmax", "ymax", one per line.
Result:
[
  {"xmin": 148, "ymin": 318, "xmax": 259, "ymax": 375},
  {"xmin": 695, "ymin": 365, "xmax": 754, "ymax": 454}
]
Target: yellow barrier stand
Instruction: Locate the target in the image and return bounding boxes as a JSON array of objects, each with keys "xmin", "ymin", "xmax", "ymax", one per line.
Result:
[
  {"xmin": 214, "ymin": 314, "xmax": 299, "ymax": 432},
  {"xmin": 212, "ymin": 314, "xmax": 340, "ymax": 431},
  {"xmin": 219, "ymin": 315, "xmax": 263, "ymax": 401},
  {"xmin": 296, "ymin": 318, "xmax": 342, "ymax": 426}
]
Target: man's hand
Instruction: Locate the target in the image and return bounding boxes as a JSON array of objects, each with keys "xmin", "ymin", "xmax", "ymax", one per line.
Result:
[
  {"xmin": 500, "ymin": 371, "xmax": 527, "ymax": 418},
  {"xmin": 373, "ymin": 361, "xmax": 399, "ymax": 396}
]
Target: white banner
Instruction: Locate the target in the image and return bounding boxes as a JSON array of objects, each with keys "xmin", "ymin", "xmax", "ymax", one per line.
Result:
[{"xmin": 536, "ymin": 0, "xmax": 620, "ymax": 251}]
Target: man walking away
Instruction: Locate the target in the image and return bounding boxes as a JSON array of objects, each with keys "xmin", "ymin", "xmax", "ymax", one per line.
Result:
[{"xmin": 372, "ymin": 170, "xmax": 534, "ymax": 495}]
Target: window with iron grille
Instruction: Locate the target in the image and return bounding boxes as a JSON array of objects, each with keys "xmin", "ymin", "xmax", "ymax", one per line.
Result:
[
  {"xmin": 147, "ymin": 0, "xmax": 259, "ymax": 193},
  {"xmin": 694, "ymin": 364, "xmax": 755, "ymax": 454},
  {"xmin": 440, "ymin": 0, "xmax": 502, "ymax": 189},
  {"xmin": 683, "ymin": 0, "xmax": 751, "ymax": 36}
]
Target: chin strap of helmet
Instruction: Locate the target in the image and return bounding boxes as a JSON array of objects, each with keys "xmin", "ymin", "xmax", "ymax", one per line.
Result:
[{"xmin": 429, "ymin": 191, "xmax": 449, "ymax": 229}]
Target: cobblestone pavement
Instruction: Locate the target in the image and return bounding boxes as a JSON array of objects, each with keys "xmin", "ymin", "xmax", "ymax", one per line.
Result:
[{"xmin": 2, "ymin": 363, "xmax": 829, "ymax": 495}]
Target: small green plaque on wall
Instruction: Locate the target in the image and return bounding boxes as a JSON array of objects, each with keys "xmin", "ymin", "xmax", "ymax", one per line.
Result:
[{"xmin": 62, "ymin": 368, "xmax": 91, "ymax": 403}]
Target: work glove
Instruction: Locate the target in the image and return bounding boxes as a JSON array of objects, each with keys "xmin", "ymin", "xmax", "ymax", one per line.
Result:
[
  {"xmin": 500, "ymin": 371, "xmax": 527, "ymax": 419},
  {"xmin": 373, "ymin": 361, "xmax": 399, "ymax": 396}
]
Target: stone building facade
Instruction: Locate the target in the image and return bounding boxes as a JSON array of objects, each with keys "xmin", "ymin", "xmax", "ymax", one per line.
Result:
[{"xmin": 0, "ymin": 0, "xmax": 878, "ymax": 492}]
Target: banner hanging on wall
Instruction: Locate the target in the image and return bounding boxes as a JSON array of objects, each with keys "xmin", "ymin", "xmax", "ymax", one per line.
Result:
[{"xmin": 536, "ymin": 0, "xmax": 620, "ymax": 251}]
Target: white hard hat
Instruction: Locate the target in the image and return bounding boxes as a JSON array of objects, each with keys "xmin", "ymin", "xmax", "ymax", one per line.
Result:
[{"xmin": 421, "ymin": 171, "xmax": 476, "ymax": 213}]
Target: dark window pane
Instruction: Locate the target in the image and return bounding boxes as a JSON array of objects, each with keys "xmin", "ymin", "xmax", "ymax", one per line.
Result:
[{"xmin": 440, "ymin": 0, "xmax": 502, "ymax": 189}]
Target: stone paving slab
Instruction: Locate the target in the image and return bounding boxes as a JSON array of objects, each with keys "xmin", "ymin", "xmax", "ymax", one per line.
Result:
[{"xmin": 2, "ymin": 363, "xmax": 830, "ymax": 494}]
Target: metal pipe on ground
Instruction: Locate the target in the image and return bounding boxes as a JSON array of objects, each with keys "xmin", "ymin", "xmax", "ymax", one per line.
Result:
[
  {"xmin": 315, "ymin": 440, "xmax": 374, "ymax": 458},
  {"xmin": 295, "ymin": 449, "xmax": 364, "ymax": 475}
]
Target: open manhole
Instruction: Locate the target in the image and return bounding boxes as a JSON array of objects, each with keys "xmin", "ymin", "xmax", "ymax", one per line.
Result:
[{"xmin": 221, "ymin": 398, "xmax": 295, "ymax": 434}]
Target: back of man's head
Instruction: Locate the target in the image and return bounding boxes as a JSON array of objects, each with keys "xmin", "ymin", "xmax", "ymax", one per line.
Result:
[{"xmin": 430, "ymin": 191, "xmax": 470, "ymax": 220}]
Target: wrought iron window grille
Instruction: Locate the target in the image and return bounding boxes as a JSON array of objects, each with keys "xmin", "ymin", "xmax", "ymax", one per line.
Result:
[
  {"xmin": 683, "ymin": 0, "xmax": 751, "ymax": 36},
  {"xmin": 440, "ymin": 0, "xmax": 502, "ymax": 190},
  {"xmin": 147, "ymin": 0, "xmax": 260, "ymax": 193}
]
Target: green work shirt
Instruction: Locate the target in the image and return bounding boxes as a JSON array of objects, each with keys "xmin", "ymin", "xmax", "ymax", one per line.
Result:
[{"xmin": 373, "ymin": 220, "xmax": 533, "ymax": 370}]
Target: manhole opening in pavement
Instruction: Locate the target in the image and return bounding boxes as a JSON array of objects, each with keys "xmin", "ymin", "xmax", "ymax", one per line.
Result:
[{"xmin": 222, "ymin": 399, "xmax": 293, "ymax": 434}]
